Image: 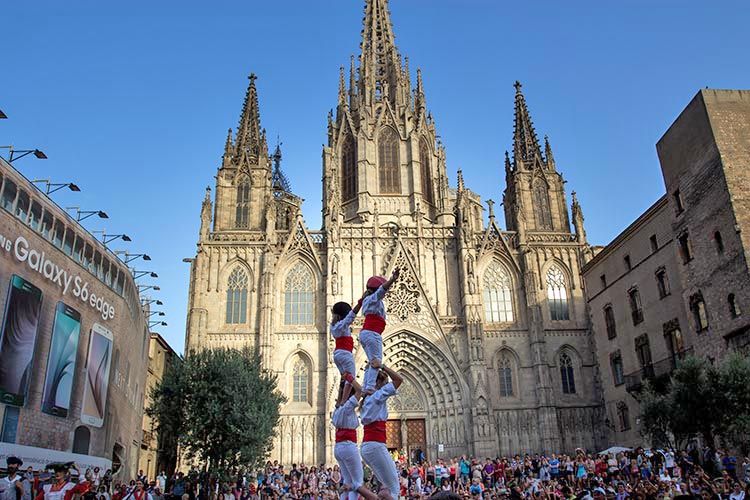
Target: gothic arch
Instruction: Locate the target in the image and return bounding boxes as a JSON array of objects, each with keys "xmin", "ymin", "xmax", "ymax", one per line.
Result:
[
  {"xmin": 220, "ymin": 258, "xmax": 254, "ymax": 288},
  {"xmin": 378, "ymin": 126, "xmax": 401, "ymax": 194},
  {"xmin": 492, "ymin": 347, "xmax": 519, "ymax": 399},
  {"xmin": 553, "ymin": 344, "xmax": 582, "ymax": 396},
  {"xmin": 480, "ymin": 259, "xmax": 516, "ymax": 324},
  {"xmin": 284, "ymin": 350, "xmax": 314, "ymax": 405},
  {"xmin": 276, "ymin": 259, "xmax": 321, "ymax": 327}
]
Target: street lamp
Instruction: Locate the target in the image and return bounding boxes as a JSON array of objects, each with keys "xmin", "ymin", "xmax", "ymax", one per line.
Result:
[
  {"xmin": 182, "ymin": 258, "xmax": 194, "ymax": 263},
  {"xmin": 147, "ymin": 311, "xmax": 165, "ymax": 318},
  {"xmin": 0, "ymin": 110, "xmax": 7, "ymax": 119},
  {"xmin": 148, "ymin": 321, "xmax": 167, "ymax": 328},
  {"xmin": 0, "ymin": 146, "xmax": 47, "ymax": 162},
  {"xmin": 114, "ymin": 251, "xmax": 150, "ymax": 264},
  {"xmin": 66, "ymin": 207, "xmax": 108, "ymax": 222},
  {"xmin": 92, "ymin": 230, "xmax": 131, "ymax": 245},
  {"xmin": 140, "ymin": 298, "xmax": 163, "ymax": 307},
  {"xmin": 132, "ymin": 270, "xmax": 158, "ymax": 280},
  {"xmin": 32, "ymin": 179, "xmax": 81, "ymax": 195},
  {"xmin": 138, "ymin": 284, "xmax": 160, "ymax": 293}
]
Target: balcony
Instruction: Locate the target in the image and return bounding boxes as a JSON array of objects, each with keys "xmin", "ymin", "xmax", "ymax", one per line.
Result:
[{"xmin": 623, "ymin": 347, "xmax": 694, "ymax": 394}]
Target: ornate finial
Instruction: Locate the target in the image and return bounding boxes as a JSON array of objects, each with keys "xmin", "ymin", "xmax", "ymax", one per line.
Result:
[
  {"xmin": 544, "ymin": 134, "xmax": 556, "ymax": 168},
  {"xmin": 249, "ymin": 73, "xmax": 257, "ymax": 82},
  {"xmin": 204, "ymin": 185, "xmax": 211, "ymax": 199},
  {"xmin": 514, "ymin": 80, "xmax": 522, "ymax": 93},
  {"xmin": 457, "ymin": 168, "xmax": 465, "ymax": 192},
  {"xmin": 338, "ymin": 66, "xmax": 346, "ymax": 105},
  {"xmin": 486, "ymin": 199, "xmax": 495, "ymax": 220}
]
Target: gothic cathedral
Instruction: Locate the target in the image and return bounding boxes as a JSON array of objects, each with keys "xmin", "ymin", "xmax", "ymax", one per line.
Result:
[{"xmin": 185, "ymin": 0, "xmax": 605, "ymax": 464}]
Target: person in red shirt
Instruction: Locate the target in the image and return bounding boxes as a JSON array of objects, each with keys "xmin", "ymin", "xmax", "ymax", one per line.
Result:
[{"xmin": 35, "ymin": 463, "xmax": 89, "ymax": 500}]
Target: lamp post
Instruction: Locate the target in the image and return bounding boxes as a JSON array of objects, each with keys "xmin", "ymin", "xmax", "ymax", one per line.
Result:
[
  {"xmin": 92, "ymin": 231, "xmax": 131, "ymax": 245},
  {"xmin": 140, "ymin": 298, "xmax": 163, "ymax": 307},
  {"xmin": 0, "ymin": 146, "xmax": 47, "ymax": 162},
  {"xmin": 132, "ymin": 270, "xmax": 158, "ymax": 280},
  {"xmin": 32, "ymin": 179, "xmax": 81, "ymax": 195},
  {"xmin": 115, "ymin": 251, "xmax": 150, "ymax": 264},
  {"xmin": 138, "ymin": 284, "xmax": 160, "ymax": 293},
  {"xmin": 148, "ymin": 321, "xmax": 167, "ymax": 328},
  {"xmin": 66, "ymin": 207, "xmax": 108, "ymax": 222},
  {"xmin": 147, "ymin": 311, "xmax": 165, "ymax": 318}
]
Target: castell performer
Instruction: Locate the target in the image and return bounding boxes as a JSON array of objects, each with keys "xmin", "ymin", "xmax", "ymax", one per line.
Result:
[
  {"xmin": 330, "ymin": 298, "xmax": 363, "ymax": 378},
  {"xmin": 0, "ymin": 457, "xmax": 30, "ymax": 500},
  {"xmin": 35, "ymin": 463, "xmax": 89, "ymax": 500},
  {"xmin": 360, "ymin": 364, "xmax": 403, "ymax": 499},
  {"xmin": 332, "ymin": 378, "xmax": 381, "ymax": 500},
  {"xmin": 360, "ymin": 268, "xmax": 399, "ymax": 394}
]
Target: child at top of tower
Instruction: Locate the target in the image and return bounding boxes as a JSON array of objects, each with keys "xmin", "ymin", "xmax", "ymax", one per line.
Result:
[
  {"xmin": 359, "ymin": 268, "xmax": 400, "ymax": 394},
  {"xmin": 330, "ymin": 299, "xmax": 363, "ymax": 379}
]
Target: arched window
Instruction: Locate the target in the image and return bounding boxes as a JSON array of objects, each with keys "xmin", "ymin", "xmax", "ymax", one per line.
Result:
[
  {"xmin": 378, "ymin": 128, "xmax": 401, "ymax": 194},
  {"xmin": 483, "ymin": 261, "xmax": 514, "ymax": 323},
  {"xmin": 560, "ymin": 352, "xmax": 576, "ymax": 394},
  {"xmin": 292, "ymin": 358, "xmax": 309, "ymax": 403},
  {"xmin": 533, "ymin": 180, "xmax": 553, "ymax": 230},
  {"xmin": 617, "ymin": 402, "xmax": 630, "ymax": 431},
  {"xmin": 419, "ymin": 140, "xmax": 434, "ymax": 205},
  {"xmin": 690, "ymin": 292, "xmax": 708, "ymax": 331},
  {"xmin": 498, "ymin": 352, "xmax": 514, "ymax": 397},
  {"xmin": 546, "ymin": 265, "xmax": 569, "ymax": 320},
  {"xmin": 284, "ymin": 263, "xmax": 314, "ymax": 325},
  {"xmin": 225, "ymin": 267, "xmax": 248, "ymax": 324},
  {"xmin": 72, "ymin": 425, "xmax": 90, "ymax": 455},
  {"xmin": 235, "ymin": 179, "xmax": 250, "ymax": 228},
  {"xmin": 340, "ymin": 135, "xmax": 357, "ymax": 202}
]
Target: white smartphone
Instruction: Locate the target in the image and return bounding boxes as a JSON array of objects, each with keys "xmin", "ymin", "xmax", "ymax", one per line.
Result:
[{"xmin": 80, "ymin": 323, "xmax": 114, "ymax": 428}]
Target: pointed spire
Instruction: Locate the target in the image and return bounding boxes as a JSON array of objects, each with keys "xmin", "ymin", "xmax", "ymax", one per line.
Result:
[
  {"xmin": 457, "ymin": 168, "xmax": 465, "ymax": 193},
  {"xmin": 544, "ymin": 135, "xmax": 556, "ymax": 169},
  {"xmin": 504, "ymin": 150, "xmax": 512, "ymax": 176},
  {"xmin": 338, "ymin": 66, "xmax": 347, "ymax": 106},
  {"xmin": 571, "ymin": 191, "xmax": 586, "ymax": 243},
  {"xmin": 200, "ymin": 186, "xmax": 212, "ymax": 240},
  {"xmin": 359, "ymin": 0, "xmax": 402, "ymax": 105},
  {"xmin": 512, "ymin": 81, "xmax": 543, "ymax": 168},
  {"xmin": 235, "ymin": 73, "xmax": 265, "ymax": 161},
  {"xmin": 223, "ymin": 128, "xmax": 234, "ymax": 166},
  {"xmin": 271, "ymin": 140, "xmax": 292, "ymax": 193},
  {"xmin": 486, "ymin": 199, "xmax": 495, "ymax": 220}
]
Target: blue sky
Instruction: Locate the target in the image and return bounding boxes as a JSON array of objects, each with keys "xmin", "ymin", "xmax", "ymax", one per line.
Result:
[{"xmin": 2, "ymin": 0, "xmax": 748, "ymax": 353}]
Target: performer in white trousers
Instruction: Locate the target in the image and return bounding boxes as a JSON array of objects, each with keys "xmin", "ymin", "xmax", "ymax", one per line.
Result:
[
  {"xmin": 332, "ymin": 378, "xmax": 382, "ymax": 500},
  {"xmin": 331, "ymin": 299, "xmax": 362, "ymax": 378},
  {"xmin": 360, "ymin": 269, "xmax": 399, "ymax": 394},
  {"xmin": 360, "ymin": 364, "xmax": 403, "ymax": 499}
]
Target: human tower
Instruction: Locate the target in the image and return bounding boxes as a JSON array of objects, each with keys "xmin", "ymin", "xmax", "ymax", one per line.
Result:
[{"xmin": 329, "ymin": 268, "xmax": 403, "ymax": 500}]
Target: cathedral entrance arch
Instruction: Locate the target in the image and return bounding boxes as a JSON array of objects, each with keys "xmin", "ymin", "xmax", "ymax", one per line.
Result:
[{"xmin": 377, "ymin": 330, "xmax": 471, "ymax": 460}]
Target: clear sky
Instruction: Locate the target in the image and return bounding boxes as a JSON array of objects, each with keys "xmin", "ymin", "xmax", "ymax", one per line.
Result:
[{"xmin": 2, "ymin": 0, "xmax": 748, "ymax": 353}]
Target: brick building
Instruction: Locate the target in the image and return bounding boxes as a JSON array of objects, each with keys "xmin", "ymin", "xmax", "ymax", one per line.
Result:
[{"xmin": 582, "ymin": 89, "xmax": 750, "ymax": 447}]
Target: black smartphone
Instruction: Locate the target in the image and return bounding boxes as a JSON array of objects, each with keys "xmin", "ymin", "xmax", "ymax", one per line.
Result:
[{"xmin": 0, "ymin": 275, "xmax": 43, "ymax": 406}]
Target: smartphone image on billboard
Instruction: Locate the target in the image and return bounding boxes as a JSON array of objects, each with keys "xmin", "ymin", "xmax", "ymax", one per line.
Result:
[
  {"xmin": 0, "ymin": 275, "xmax": 43, "ymax": 407},
  {"xmin": 41, "ymin": 302, "xmax": 82, "ymax": 418},
  {"xmin": 80, "ymin": 323, "xmax": 113, "ymax": 428}
]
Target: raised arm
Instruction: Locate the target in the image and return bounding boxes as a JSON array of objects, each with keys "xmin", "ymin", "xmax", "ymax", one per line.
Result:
[
  {"xmin": 380, "ymin": 364, "xmax": 403, "ymax": 389},
  {"xmin": 382, "ymin": 268, "xmax": 400, "ymax": 291},
  {"xmin": 339, "ymin": 380, "xmax": 353, "ymax": 406},
  {"xmin": 352, "ymin": 298, "xmax": 363, "ymax": 315},
  {"xmin": 349, "ymin": 378, "xmax": 363, "ymax": 400}
]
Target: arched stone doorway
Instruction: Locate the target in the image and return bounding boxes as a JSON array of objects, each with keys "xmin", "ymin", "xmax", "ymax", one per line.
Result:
[
  {"xmin": 387, "ymin": 376, "xmax": 428, "ymax": 463},
  {"xmin": 380, "ymin": 330, "xmax": 471, "ymax": 460}
]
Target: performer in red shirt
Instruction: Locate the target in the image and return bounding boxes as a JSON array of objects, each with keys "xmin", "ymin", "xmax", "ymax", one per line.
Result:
[{"xmin": 35, "ymin": 463, "xmax": 89, "ymax": 500}]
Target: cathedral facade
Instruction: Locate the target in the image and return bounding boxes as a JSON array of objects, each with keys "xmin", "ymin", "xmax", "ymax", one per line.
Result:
[{"xmin": 184, "ymin": 0, "xmax": 605, "ymax": 464}]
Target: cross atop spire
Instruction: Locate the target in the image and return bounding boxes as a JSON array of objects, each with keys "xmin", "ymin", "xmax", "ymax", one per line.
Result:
[
  {"xmin": 235, "ymin": 73, "xmax": 267, "ymax": 162},
  {"xmin": 512, "ymin": 81, "xmax": 543, "ymax": 169}
]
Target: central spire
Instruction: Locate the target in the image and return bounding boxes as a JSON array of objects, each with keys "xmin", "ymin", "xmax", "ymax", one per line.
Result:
[
  {"xmin": 358, "ymin": 0, "xmax": 403, "ymax": 107},
  {"xmin": 512, "ymin": 81, "xmax": 544, "ymax": 169},
  {"xmin": 235, "ymin": 73, "xmax": 267, "ymax": 163}
]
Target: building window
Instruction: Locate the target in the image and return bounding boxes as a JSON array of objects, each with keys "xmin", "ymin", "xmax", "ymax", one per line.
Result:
[
  {"xmin": 483, "ymin": 261, "xmax": 514, "ymax": 323},
  {"xmin": 284, "ymin": 262, "xmax": 314, "ymax": 325},
  {"xmin": 617, "ymin": 402, "xmax": 631, "ymax": 431},
  {"xmin": 72, "ymin": 426, "xmax": 91, "ymax": 455},
  {"xmin": 1, "ymin": 178, "xmax": 17, "ymax": 212},
  {"xmin": 729, "ymin": 293, "xmax": 741, "ymax": 318},
  {"xmin": 650, "ymin": 234, "xmax": 658, "ymax": 253},
  {"xmin": 690, "ymin": 293, "xmax": 708, "ymax": 332},
  {"xmin": 604, "ymin": 305, "xmax": 617, "ymax": 339},
  {"xmin": 419, "ymin": 140, "xmax": 434, "ymax": 206},
  {"xmin": 610, "ymin": 350, "xmax": 624, "ymax": 386},
  {"xmin": 624, "ymin": 255, "xmax": 632, "ymax": 271},
  {"xmin": 292, "ymin": 358, "xmax": 309, "ymax": 403},
  {"xmin": 378, "ymin": 127, "xmax": 401, "ymax": 194},
  {"xmin": 678, "ymin": 232, "xmax": 692, "ymax": 263},
  {"xmin": 15, "ymin": 190, "xmax": 29, "ymax": 222},
  {"xmin": 600, "ymin": 275, "xmax": 607, "ymax": 289},
  {"xmin": 546, "ymin": 266, "xmax": 569, "ymax": 321},
  {"xmin": 560, "ymin": 353, "xmax": 576, "ymax": 394},
  {"xmin": 714, "ymin": 231, "xmax": 724, "ymax": 254},
  {"xmin": 498, "ymin": 352, "xmax": 514, "ymax": 397},
  {"xmin": 673, "ymin": 189, "xmax": 684, "ymax": 214},
  {"xmin": 0, "ymin": 406, "xmax": 19, "ymax": 443},
  {"xmin": 533, "ymin": 180, "xmax": 553, "ymax": 230},
  {"xmin": 635, "ymin": 334, "xmax": 653, "ymax": 376},
  {"xmin": 656, "ymin": 267, "xmax": 670, "ymax": 299},
  {"xmin": 225, "ymin": 267, "xmax": 249, "ymax": 324},
  {"xmin": 340, "ymin": 134, "xmax": 357, "ymax": 202},
  {"xmin": 235, "ymin": 179, "xmax": 250, "ymax": 228},
  {"xmin": 664, "ymin": 322, "xmax": 684, "ymax": 364},
  {"xmin": 628, "ymin": 288, "xmax": 643, "ymax": 325}
]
